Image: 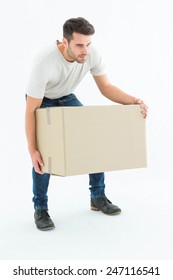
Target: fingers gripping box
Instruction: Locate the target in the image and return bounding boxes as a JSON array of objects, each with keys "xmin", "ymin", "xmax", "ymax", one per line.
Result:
[{"xmin": 36, "ymin": 105, "xmax": 147, "ymax": 176}]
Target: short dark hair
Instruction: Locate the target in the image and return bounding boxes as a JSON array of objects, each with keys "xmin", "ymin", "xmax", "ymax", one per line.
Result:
[{"xmin": 63, "ymin": 17, "xmax": 95, "ymax": 42}]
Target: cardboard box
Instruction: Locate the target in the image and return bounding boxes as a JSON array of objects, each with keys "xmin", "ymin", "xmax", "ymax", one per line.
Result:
[{"xmin": 36, "ymin": 105, "xmax": 147, "ymax": 176}]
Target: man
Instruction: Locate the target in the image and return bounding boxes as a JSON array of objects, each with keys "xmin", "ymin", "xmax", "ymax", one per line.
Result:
[{"xmin": 25, "ymin": 17, "xmax": 148, "ymax": 231}]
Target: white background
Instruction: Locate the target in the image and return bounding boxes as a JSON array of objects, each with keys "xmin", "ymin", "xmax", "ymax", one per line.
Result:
[{"xmin": 0, "ymin": 0, "xmax": 173, "ymax": 264}]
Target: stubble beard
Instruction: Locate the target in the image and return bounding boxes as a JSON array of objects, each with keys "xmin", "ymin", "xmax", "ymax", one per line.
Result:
[{"xmin": 67, "ymin": 47, "xmax": 87, "ymax": 64}]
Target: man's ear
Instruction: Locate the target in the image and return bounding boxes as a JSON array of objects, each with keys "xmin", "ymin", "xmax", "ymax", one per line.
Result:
[{"xmin": 62, "ymin": 37, "xmax": 68, "ymax": 47}]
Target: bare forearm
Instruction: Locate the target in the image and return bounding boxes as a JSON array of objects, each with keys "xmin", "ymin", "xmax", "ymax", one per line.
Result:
[
  {"xmin": 25, "ymin": 110, "xmax": 37, "ymax": 154},
  {"xmin": 94, "ymin": 75, "xmax": 139, "ymax": 105},
  {"xmin": 101, "ymin": 84, "xmax": 137, "ymax": 105},
  {"xmin": 25, "ymin": 96, "xmax": 44, "ymax": 173}
]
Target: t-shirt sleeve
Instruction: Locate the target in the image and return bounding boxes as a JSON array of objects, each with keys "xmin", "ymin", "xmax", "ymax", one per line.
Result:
[
  {"xmin": 90, "ymin": 46, "xmax": 106, "ymax": 76},
  {"xmin": 26, "ymin": 60, "xmax": 48, "ymax": 99}
]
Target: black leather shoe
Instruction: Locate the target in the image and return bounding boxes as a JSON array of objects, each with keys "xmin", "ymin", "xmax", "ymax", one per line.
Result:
[
  {"xmin": 91, "ymin": 196, "xmax": 121, "ymax": 215},
  {"xmin": 34, "ymin": 210, "xmax": 55, "ymax": 231}
]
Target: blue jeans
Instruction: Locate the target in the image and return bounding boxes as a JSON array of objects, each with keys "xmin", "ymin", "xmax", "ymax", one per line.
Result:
[{"xmin": 32, "ymin": 94, "xmax": 105, "ymax": 210}]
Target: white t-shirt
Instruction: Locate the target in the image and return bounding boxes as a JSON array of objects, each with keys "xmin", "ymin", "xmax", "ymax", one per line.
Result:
[{"xmin": 26, "ymin": 41, "xmax": 106, "ymax": 99}]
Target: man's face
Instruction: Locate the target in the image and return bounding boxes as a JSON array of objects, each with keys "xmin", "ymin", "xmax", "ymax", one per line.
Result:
[{"xmin": 63, "ymin": 32, "xmax": 92, "ymax": 63}]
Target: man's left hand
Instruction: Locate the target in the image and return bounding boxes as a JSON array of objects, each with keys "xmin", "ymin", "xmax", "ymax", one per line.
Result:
[{"xmin": 134, "ymin": 98, "xmax": 148, "ymax": 118}]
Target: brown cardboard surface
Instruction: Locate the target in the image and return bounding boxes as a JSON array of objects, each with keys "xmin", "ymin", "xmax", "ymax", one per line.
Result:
[{"xmin": 36, "ymin": 105, "xmax": 147, "ymax": 176}]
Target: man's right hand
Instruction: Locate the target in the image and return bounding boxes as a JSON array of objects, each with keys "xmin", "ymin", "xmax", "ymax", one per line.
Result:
[{"xmin": 31, "ymin": 150, "xmax": 44, "ymax": 174}]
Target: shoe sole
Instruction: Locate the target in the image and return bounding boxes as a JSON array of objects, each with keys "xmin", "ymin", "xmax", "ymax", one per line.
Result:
[
  {"xmin": 91, "ymin": 206, "xmax": 121, "ymax": 215},
  {"xmin": 35, "ymin": 225, "xmax": 55, "ymax": 231}
]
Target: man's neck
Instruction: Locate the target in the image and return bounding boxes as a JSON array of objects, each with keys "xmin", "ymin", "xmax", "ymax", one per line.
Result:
[{"xmin": 57, "ymin": 42, "xmax": 74, "ymax": 62}]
